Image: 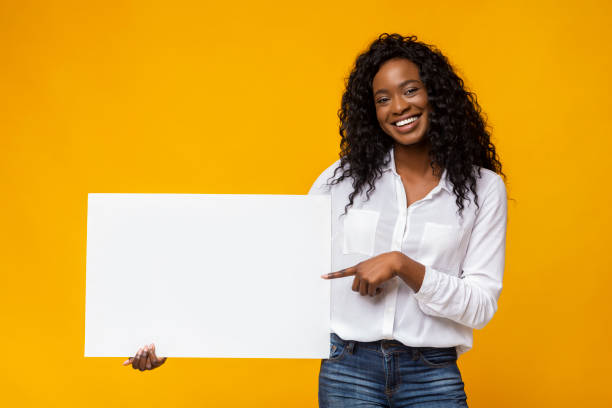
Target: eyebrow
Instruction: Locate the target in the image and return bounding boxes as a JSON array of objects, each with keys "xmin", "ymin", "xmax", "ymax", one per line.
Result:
[{"xmin": 373, "ymin": 79, "xmax": 421, "ymax": 96}]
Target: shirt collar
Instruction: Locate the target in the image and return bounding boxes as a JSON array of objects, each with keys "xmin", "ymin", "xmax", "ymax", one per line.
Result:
[{"xmin": 384, "ymin": 148, "xmax": 452, "ymax": 193}]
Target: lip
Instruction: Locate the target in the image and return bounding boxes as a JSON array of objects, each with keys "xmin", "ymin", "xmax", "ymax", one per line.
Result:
[{"xmin": 391, "ymin": 114, "xmax": 421, "ymax": 133}]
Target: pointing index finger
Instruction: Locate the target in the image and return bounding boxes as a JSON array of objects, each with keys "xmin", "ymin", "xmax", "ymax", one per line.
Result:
[{"xmin": 321, "ymin": 267, "xmax": 356, "ymax": 279}]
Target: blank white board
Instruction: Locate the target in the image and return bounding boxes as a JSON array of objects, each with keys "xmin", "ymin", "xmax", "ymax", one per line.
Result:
[{"xmin": 85, "ymin": 194, "xmax": 331, "ymax": 358}]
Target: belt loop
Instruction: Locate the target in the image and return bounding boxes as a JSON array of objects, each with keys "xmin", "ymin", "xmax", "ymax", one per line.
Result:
[
  {"xmin": 346, "ymin": 340, "xmax": 356, "ymax": 354},
  {"xmin": 411, "ymin": 348, "xmax": 420, "ymax": 361}
]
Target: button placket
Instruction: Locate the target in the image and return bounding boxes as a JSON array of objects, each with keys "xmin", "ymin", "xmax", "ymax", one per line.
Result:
[{"xmin": 381, "ymin": 176, "xmax": 408, "ymax": 339}]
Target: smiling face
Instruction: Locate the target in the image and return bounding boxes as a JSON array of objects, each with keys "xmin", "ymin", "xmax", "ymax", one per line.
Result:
[{"xmin": 372, "ymin": 58, "xmax": 431, "ymax": 146}]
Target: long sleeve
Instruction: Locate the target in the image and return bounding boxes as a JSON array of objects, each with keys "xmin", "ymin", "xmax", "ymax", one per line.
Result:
[{"xmin": 414, "ymin": 175, "xmax": 508, "ymax": 330}]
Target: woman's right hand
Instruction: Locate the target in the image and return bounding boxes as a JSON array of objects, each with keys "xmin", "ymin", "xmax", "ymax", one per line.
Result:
[{"xmin": 122, "ymin": 344, "xmax": 167, "ymax": 371}]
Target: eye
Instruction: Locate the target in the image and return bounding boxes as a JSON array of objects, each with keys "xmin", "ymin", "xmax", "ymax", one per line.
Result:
[
  {"xmin": 405, "ymin": 87, "xmax": 418, "ymax": 95},
  {"xmin": 376, "ymin": 97, "xmax": 390, "ymax": 104}
]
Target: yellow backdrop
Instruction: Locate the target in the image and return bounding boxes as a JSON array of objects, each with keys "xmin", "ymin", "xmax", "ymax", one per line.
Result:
[{"xmin": 2, "ymin": 0, "xmax": 611, "ymax": 406}]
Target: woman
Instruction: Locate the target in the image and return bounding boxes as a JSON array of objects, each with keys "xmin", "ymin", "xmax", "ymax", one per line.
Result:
[
  {"xmin": 311, "ymin": 33, "xmax": 507, "ymax": 407},
  {"xmin": 124, "ymin": 33, "xmax": 507, "ymax": 408}
]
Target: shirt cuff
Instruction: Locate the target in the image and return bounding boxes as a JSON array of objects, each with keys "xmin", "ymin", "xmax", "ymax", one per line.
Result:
[{"xmin": 413, "ymin": 265, "xmax": 439, "ymax": 303}]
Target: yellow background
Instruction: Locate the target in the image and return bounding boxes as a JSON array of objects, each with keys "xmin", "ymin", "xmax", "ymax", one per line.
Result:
[{"xmin": 2, "ymin": 0, "xmax": 611, "ymax": 406}]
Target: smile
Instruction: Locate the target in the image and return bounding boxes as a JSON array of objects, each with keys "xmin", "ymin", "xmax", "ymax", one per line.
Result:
[{"xmin": 392, "ymin": 114, "xmax": 421, "ymax": 127}]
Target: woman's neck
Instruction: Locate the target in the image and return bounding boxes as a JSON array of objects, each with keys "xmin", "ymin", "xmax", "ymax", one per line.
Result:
[{"xmin": 393, "ymin": 142, "xmax": 439, "ymax": 182}]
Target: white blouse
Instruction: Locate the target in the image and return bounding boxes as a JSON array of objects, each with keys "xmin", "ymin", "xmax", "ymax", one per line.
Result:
[{"xmin": 308, "ymin": 148, "xmax": 507, "ymax": 355}]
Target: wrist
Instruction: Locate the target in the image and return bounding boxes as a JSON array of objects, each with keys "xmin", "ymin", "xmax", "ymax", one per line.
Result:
[
  {"xmin": 392, "ymin": 251, "xmax": 425, "ymax": 292},
  {"xmin": 392, "ymin": 251, "xmax": 407, "ymax": 277}
]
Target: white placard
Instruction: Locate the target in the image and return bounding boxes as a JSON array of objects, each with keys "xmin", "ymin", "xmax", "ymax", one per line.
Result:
[{"xmin": 85, "ymin": 194, "xmax": 331, "ymax": 358}]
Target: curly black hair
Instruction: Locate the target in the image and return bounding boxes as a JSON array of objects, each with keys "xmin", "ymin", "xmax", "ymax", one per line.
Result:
[{"xmin": 330, "ymin": 33, "xmax": 504, "ymax": 215}]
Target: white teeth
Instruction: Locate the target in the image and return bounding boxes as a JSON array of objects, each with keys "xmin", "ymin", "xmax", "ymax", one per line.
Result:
[{"xmin": 395, "ymin": 116, "xmax": 419, "ymax": 126}]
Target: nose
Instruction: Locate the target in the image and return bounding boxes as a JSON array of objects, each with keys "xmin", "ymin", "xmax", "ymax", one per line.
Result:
[{"xmin": 391, "ymin": 95, "xmax": 410, "ymax": 115}]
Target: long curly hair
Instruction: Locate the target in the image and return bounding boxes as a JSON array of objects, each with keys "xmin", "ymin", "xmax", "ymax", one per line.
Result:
[{"xmin": 330, "ymin": 33, "xmax": 504, "ymax": 215}]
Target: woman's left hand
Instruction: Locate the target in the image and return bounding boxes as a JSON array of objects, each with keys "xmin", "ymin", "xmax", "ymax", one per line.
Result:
[{"xmin": 322, "ymin": 251, "xmax": 406, "ymax": 296}]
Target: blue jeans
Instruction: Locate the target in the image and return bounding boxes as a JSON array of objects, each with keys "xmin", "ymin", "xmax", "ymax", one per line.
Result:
[{"xmin": 319, "ymin": 333, "xmax": 468, "ymax": 407}]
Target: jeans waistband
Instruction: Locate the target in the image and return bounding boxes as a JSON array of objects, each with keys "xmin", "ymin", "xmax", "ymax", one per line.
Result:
[{"xmin": 331, "ymin": 332, "xmax": 456, "ymax": 354}]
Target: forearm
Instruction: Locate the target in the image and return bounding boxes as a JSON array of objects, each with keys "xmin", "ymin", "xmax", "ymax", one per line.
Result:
[
  {"xmin": 393, "ymin": 251, "xmax": 499, "ymax": 329},
  {"xmin": 393, "ymin": 251, "xmax": 426, "ymax": 293},
  {"xmin": 413, "ymin": 267, "xmax": 499, "ymax": 329}
]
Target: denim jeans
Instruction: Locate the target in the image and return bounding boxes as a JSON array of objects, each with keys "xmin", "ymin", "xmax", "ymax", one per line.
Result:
[{"xmin": 319, "ymin": 333, "xmax": 468, "ymax": 407}]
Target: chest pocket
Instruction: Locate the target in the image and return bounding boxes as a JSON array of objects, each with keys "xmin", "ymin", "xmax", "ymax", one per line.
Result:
[
  {"xmin": 342, "ymin": 209, "xmax": 380, "ymax": 256},
  {"xmin": 418, "ymin": 222, "xmax": 462, "ymax": 272}
]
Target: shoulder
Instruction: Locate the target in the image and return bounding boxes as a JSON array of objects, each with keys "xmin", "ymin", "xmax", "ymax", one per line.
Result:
[
  {"xmin": 472, "ymin": 166, "xmax": 507, "ymax": 207},
  {"xmin": 308, "ymin": 159, "xmax": 343, "ymax": 195}
]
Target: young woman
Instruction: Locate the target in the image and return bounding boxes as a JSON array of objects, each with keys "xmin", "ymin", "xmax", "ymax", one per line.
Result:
[
  {"xmin": 311, "ymin": 33, "xmax": 507, "ymax": 407},
  {"xmin": 124, "ymin": 33, "xmax": 507, "ymax": 408}
]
